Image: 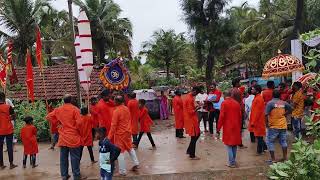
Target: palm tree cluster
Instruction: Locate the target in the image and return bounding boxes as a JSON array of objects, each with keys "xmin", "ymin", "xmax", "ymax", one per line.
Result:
[{"xmin": 0, "ymin": 0, "xmax": 132, "ymax": 66}]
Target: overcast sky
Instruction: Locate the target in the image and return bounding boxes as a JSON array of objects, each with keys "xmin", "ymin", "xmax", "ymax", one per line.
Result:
[
  {"xmin": 51, "ymin": 0, "xmax": 259, "ymax": 56},
  {"xmin": 1, "ymin": 0, "xmax": 259, "ymax": 56}
]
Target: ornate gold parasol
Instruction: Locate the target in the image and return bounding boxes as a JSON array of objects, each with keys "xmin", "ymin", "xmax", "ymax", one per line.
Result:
[
  {"xmin": 262, "ymin": 54, "xmax": 305, "ymax": 78},
  {"xmin": 297, "ymin": 73, "xmax": 317, "ymax": 87}
]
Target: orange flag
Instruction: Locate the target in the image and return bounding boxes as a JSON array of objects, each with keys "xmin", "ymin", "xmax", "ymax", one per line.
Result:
[
  {"xmin": 36, "ymin": 26, "xmax": 43, "ymax": 71},
  {"xmin": 26, "ymin": 49, "xmax": 34, "ymax": 102}
]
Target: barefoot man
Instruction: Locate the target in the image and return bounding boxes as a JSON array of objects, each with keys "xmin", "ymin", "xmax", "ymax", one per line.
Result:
[
  {"xmin": 108, "ymin": 95, "xmax": 139, "ymax": 176},
  {"xmin": 183, "ymin": 86, "xmax": 201, "ymax": 160}
]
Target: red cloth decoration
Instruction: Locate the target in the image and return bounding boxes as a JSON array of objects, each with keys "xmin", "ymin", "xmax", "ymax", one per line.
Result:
[
  {"xmin": 7, "ymin": 40, "xmax": 18, "ymax": 85},
  {"xmin": 26, "ymin": 49, "xmax": 34, "ymax": 102}
]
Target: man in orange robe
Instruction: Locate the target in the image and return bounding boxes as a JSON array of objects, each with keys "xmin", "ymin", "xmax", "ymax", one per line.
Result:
[
  {"xmin": 79, "ymin": 107, "xmax": 96, "ymax": 163},
  {"xmin": 0, "ymin": 92, "xmax": 17, "ymax": 169},
  {"xmin": 262, "ymin": 81, "xmax": 275, "ymax": 104},
  {"xmin": 127, "ymin": 93, "xmax": 140, "ymax": 144},
  {"xmin": 96, "ymin": 90, "xmax": 115, "ymax": 135},
  {"xmin": 46, "ymin": 94, "xmax": 85, "ymax": 180},
  {"xmin": 90, "ymin": 97, "xmax": 99, "ymax": 137},
  {"xmin": 108, "ymin": 95, "xmax": 139, "ymax": 176},
  {"xmin": 183, "ymin": 87, "xmax": 201, "ymax": 160},
  {"xmin": 217, "ymin": 90, "xmax": 242, "ymax": 168},
  {"xmin": 230, "ymin": 78, "xmax": 246, "ymax": 148},
  {"xmin": 173, "ymin": 90, "xmax": 185, "ymax": 138},
  {"xmin": 250, "ymin": 85, "xmax": 267, "ymax": 155}
]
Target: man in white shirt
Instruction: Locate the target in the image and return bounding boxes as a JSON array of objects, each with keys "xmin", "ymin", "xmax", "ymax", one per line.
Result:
[
  {"xmin": 244, "ymin": 87, "xmax": 255, "ymax": 143},
  {"xmin": 195, "ymin": 87, "xmax": 209, "ymax": 132}
]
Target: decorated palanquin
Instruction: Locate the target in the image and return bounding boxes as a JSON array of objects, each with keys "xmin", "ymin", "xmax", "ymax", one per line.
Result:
[
  {"xmin": 262, "ymin": 54, "xmax": 305, "ymax": 78},
  {"xmin": 99, "ymin": 58, "xmax": 131, "ymax": 90}
]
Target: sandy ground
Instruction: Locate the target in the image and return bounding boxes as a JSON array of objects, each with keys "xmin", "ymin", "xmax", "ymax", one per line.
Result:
[{"xmin": 0, "ymin": 117, "xmax": 292, "ymax": 180}]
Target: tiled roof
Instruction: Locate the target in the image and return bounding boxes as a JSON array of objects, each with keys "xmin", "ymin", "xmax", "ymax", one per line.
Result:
[{"xmin": 10, "ymin": 64, "xmax": 104, "ymax": 100}]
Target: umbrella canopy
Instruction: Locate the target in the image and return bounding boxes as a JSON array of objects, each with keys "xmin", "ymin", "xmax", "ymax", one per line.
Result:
[
  {"xmin": 262, "ymin": 54, "xmax": 304, "ymax": 78},
  {"xmin": 297, "ymin": 73, "xmax": 317, "ymax": 87}
]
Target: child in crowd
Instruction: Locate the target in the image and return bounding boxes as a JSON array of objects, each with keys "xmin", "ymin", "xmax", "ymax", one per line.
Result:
[
  {"xmin": 79, "ymin": 107, "xmax": 96, "ymax": 163},
  {"xmin": 48, "ymin": 109, "xmax": 59, "ymax": 150},
  {"xmin": 96, "ymin": 128, "xmax": 121, "ymax": 180},
  {"xmin": 20, "ymin": 116, "xmax": 38, "ymax": 168},
  {"xmin": 136, "ymin": 99, "xmax": 156, "ymax": 150}
]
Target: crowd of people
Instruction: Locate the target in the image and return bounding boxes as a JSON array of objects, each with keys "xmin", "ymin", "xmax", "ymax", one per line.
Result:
[
  {"xmin": 172, "ymin": 78, "xmax": 319, "ymax": 167},
  {"xmin": 0, "ymin": 78, "xmax": 319, "ymax": 179}
]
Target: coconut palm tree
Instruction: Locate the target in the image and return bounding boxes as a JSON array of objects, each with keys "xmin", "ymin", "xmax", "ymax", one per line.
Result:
[
  {"xmin": 141, "ymin": 29, "xmax": 188, "ymax": 80},
  {"xmin": 38, "ymin": 8, "xmax": 72, "ymax": 65},
  {"xmin": 181, "ymin": 0, "xmax": 230, "ymax": 85},
  {"xmin": 73, "ymin": 0, "xmax": 133, "ymax": 64},
  {"xmin": 0, "ymin": 0, "xmax": 50, "ymax": 66}
]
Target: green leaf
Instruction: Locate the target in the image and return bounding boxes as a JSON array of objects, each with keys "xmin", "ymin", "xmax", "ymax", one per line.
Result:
[
  {"xmin": 269, "ymin": 176, "xmax": 280, "ymax": 179},
  {"xmin": 275, "ymin": 169, "xmax": 289, "ymax": 177}
]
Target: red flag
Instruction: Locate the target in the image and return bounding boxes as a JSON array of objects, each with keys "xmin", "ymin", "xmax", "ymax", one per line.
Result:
[
  {"xmin": 36, "ymin": 26, "xmax": 43, "ymax": 71},
  {"xmin": 7, "ymin": 40, "xmax": 18, "ymax": 84},
  {"xmin": 26, "ymin": 49, "xmax": 34, "ymax": 102}
]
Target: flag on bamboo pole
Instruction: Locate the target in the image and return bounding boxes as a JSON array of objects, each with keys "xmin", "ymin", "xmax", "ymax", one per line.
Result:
[
  {"xmin": 0, "ymin": 53, "xmax": 6, "ymax": 88},
  {"xmin": 26, "ymin": 49, "xmax": 34, "ymax": 102},
  {"xmin": 36, "ymin": 26, "xmax": 43, "ymax": 72},
  {"xmin": 7, "ymin": 40, "xmax": 18, "ymax": 85}
]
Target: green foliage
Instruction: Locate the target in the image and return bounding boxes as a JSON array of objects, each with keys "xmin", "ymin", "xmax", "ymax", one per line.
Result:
[
  {"xmin": 130, "ymin": 81, "xmax": 149, "ymax": 90},
  {"xmin": 14, "ymin": 101, "xmax": 50, "ymax": 142},
  {"xmin": 154, "ymin": 77, "xmax": 180, "ymax": 87},
  {"xmin": 74, "ymin": 0, "xmax": 133, "ymax": 62},
  {"xmin": 218, "ymin": 81, "xmax": 232, "ymax": 93},
  {"xmin": 300, "ymin": 28, "xmax": 320, "ymax": 42},
  {"xmin": 268, "ymin": 140, "xmax": 320, "ymax": 180},
  {"xmin": 268, "ymin": 30, "xmax": 320, "ymax": 180},
  {"xmin": 0, "ymin": 0, "xmax": 51, "ymax": 65},
  {"xmin": 141, "ymin": 29, "xmax": 188, "ymax": 79}
]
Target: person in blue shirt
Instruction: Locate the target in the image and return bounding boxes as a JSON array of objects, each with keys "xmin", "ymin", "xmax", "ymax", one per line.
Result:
[{"xmin": 96, "ymin": 128, "xmax": 121, "ymax": 180}]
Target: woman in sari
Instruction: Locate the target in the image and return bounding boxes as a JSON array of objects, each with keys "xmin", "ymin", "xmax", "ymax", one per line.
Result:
[{"xmin": 160, "ymin": 91, "xmax": 169, "ymax": 120}]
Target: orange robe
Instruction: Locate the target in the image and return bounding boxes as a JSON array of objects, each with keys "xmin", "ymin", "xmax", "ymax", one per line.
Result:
[
  {"xmin": 127, "ymin": 99, "xmax": 140, "ymax": 135},
  {"xmin": 0, "ymin": 104, "xmax": 13, "ymax": 135},
  {"xmin": 20, "ymin": 124, "xmax": 38, "ymax": 155},
  {"xmin": 90, "ymin": 104, "xmax": 99, "ymax": 128},
  {"xmin": 46, "ymin": 103, "xmax": 82, "ymax": 148},
  {"xmin": 108, "ymin": 105, "xmax": 132, "ymax": 153},
  {"xmin": 173, "ymin": 95, "xmax": 184, "ymax": 129},
  {"xmin": 79, "ymin": 115, "xmax": 93, "ymax": 146},
  {"xmin": 262, "ymin": 88, "xmax": 273, "ymax": 104},
  {"xmin": 250, "ymin": 94, "xmax": 266, "ymax": 137},
  {"xmin": 139, "ymin": 107, "xmax": 153, "ymax": 132},
  {"xmin": 217, "ymin": 97, "xmax": 242, "ymax": 146},
  {"xmin": 182, "ymin": 93, "xmax": 200, "ymax": 136},
  {"xmin": 96, "ymin": 99, "xmax": 115, "ymax": 133}
]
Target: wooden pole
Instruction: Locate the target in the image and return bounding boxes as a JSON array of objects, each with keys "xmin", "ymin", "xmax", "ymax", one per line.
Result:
[
  {"xmin": 68, "ymin": 0, "xmax": 81, "ymax": 106},
  {"xmin": 40, "ymin": 69, "xmax": 49, "ymax": 108}
]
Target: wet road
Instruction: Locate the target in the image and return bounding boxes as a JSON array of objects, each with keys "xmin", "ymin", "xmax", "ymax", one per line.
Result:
[{"xmin": 0, "ymin": 118, "xmax": 291, "ymax": 179}]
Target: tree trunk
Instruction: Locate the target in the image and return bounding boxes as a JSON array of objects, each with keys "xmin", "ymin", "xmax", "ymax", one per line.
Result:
[
  {"xmin": 17, "ymin": 46, "xmax": 27, "ymax": 67},
  {"xmin": 45, "ymin": 44, "xmax": 52, "ymax": 66},
  {"xmin": 97, "ymin": 40, "xmax": 106, "ymax": 65},
  {"xmin": 293, "ymin": 0, "xmax": 304, "ymax": 39},
  {"xmin": 206, "ymin": 45, "xmax": 214, "ymax": 90},
  {"xmin": 166, "ymin": 60, "xmax": 170, "ymax": 81}
]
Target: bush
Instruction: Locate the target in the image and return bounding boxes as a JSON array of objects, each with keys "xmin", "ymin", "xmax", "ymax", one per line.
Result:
[
  {"xmin": 155, "ymin": 77, "xmax": 180, "ymax": 86},
  {"xmin": 14, "ymin": 101, "xmax": 50, "ymax": 142},
  {"xmin": 131, "ymin": 81, "xmax": 150, "ymax": 90}
]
